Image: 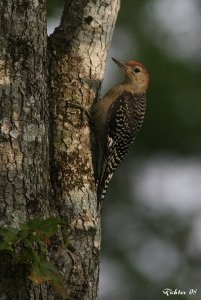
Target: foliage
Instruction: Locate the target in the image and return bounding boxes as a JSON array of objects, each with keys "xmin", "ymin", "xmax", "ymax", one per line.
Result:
[
  {"xmin": 47, "ymin": 0, "xmax": 64, "ymax": 17},
  {"xmin": 0, "ymin": 218, "xmax": 66, "ymax": 297}
]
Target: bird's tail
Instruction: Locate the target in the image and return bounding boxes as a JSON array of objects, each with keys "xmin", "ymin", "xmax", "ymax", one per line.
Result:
[{"xmin": 97, "ymin": 173, "xmax": 113, "ymax": 211}]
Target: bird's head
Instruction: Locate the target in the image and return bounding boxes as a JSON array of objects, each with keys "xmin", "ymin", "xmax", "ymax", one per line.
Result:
[{"xmin": 112, "ymin": 58, "xmax": 149, "ymax": 92}]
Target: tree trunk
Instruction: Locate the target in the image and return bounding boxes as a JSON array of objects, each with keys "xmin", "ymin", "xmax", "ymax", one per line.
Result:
[
  {"xmin": 0, "ymin": 0, "xmax": 120, "ymax": 299},
  {"xmin": 0, "ymin": 0, "xmax": 51, "ymax": 298}
]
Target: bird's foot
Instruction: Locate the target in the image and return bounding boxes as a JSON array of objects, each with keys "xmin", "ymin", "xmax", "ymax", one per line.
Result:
[{"xmin": 66, "ymin": 100, "xmax": 91, "ymax": 125}]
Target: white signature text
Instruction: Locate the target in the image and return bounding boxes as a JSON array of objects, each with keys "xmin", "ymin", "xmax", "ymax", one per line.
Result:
[{"xmin": 163, "ymin": 288, "xmax": 197, "ymax": 296}]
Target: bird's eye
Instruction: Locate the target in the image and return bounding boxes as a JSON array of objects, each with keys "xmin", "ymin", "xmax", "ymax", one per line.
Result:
[{"xmin": 134, "ymin": 67, "xmax": 141, "ymax": 73}]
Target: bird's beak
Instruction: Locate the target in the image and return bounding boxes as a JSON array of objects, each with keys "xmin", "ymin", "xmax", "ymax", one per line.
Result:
[{"xmin": 112, "ymin": 58, "xmax": 127, "ymax": 71}]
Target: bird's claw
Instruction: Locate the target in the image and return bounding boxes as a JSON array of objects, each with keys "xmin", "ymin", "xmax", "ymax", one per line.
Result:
[{"xmin": 66, "ymin": 100, "xmax": 91, "ymax": 125}]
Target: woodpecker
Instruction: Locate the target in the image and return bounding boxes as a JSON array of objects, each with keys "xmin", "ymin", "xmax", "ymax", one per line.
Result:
[{"xmin": 92, "ymin": 58, "xmax": 149, "ymax": 208}]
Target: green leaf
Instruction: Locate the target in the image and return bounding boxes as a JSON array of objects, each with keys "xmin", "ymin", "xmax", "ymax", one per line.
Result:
[
  {"xmin": 23, "ymin": 236, "xmax": 37, "ymax": 247},
  {"xmin": 21, "ymin": 218, "xmax": 64, "ymax": 238},
  {"xmin": 0, "ymin": 228, "xmax": 18, "ymax": 244},
  {"xmin": 37, "ymin": 240, "xmax": 48, "ymax": 256},
  {"xmin": 14, "ymin": 247, "xmax": 36, "ymax": 264},
  {"xmin": 0, "ymin": 241, "xmax": 13, "ymax": 252},
  {"xmin": 29, "ymin": 260, "xmax": 66, "ymax": 298},
  {"xmin": 0, "ymin": 218, "xmax": 66, "ymax": 298},
  {"xmin": 17, "ymin": 228, "xmax": 29, "ymax": 241},
  {"xmin": 30, "ymin": 257, "xmax": 64, "ymax": 289}
]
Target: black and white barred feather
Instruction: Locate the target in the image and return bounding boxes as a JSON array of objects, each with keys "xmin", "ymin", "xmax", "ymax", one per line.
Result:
[{"xmin": 97, "ymin": 91, "xmax": 146, "ymax": 207}]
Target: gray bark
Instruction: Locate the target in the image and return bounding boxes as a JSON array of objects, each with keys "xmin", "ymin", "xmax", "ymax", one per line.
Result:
[
  {"xmin": 0, "ymin": 0, "xmax": 52, "ymax": 298},
  {"xmin": 0, "ymin": 0, "xmax": 120, "ymax": 299}
]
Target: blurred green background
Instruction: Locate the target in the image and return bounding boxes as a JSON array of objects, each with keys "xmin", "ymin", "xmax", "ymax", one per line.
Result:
[{"xmin": 47, "ymin": 1, "xmax": 201, "ymax": 299}]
